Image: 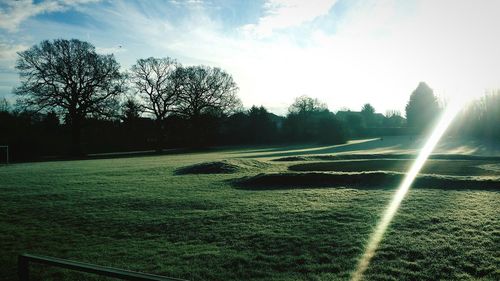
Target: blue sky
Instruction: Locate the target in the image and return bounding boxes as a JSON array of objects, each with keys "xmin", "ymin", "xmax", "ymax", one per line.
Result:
[{"xmin": 1, "ymin": 0, "xmax": 500, "ymax": 115}]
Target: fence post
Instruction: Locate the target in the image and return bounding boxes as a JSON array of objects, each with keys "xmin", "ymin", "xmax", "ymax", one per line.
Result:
[{"xmin": 18, "ymin": 255, "xmax": 29, "ymax": 281}]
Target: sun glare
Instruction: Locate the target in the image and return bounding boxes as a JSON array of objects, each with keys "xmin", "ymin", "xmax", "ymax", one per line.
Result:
[{"xmin": 350, "ymin": 99, "xmax": 466, "ymax": 281}]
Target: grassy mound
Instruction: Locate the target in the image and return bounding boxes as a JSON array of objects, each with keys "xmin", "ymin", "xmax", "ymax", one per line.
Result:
[
  {"xmin": 176, "ymin": 159, "xmax": 270, "ymax": 175},
  {"xmin": 272, "ymin": 156, "xmax": 312, "ymax": 162},
  {"xmin": 289, "ymin": 159, "xmax": 499, "ymax": 177},
  {"xmin": 235, "ymin": 172, "xmax": 500, "ymax": 190},
  {"xmin": 273, "ymin": 153, "xmax": 500, "ymax": 162},
  {"xmin": 176, "ymin": 161, "xmax": 240, "ymax": 174},
  {"xmin": 233, "ymin": 158, "xmax": 272, "ymax": 169},
  {"xmin": 1, "ymin": 146, "xmax": 499, "ymax": 281}
]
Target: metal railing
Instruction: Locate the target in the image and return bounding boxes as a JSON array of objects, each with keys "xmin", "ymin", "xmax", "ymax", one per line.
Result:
[{"xmin": 18, "ymin": 254, "xmax": 187, "ymax": 281}]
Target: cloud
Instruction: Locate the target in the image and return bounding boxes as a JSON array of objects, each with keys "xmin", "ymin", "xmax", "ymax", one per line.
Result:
[
  {"xmin": 2, "ymin": 0, "xmax": 499, "ymax": 114},
  {"xmin": 0, "ymin": 42, "xmax": 27, "ymax": 60},
  {"xmin": 0, "ymin": 0, "xmax": 100, "ymax": 32},
  {"xmin": 95, "ymin": 46, "xmax": 126, "ymax": 55},
  {"xmin": 0, "ymin": 41, "xmax": 25, "ymax": 100},
  {"xmin": 170, "ymin": 0, "xmax": 203, "ymax": 6},
  {"xmin": 0, "ymin": 41, "xmax": 28, "ymax": 74},
  {"xmin": 242, "ymin": 0, "xmax": 338, "ymax": 37}
]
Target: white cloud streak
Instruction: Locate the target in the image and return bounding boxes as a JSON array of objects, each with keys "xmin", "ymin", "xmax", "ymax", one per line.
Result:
[
  {"xmin": 0, "ymin": 0, "xmax": 100, "ymax": 32},
  {"xmin": 95, "ymin": 46, "xmax": 126, "ymax": 55},
  {"xmin": 0, "ymin": 42, "xmax": 27, "ymax": 60},
  {"xmin": 242, "ymin": 0, "xmax": 338, "ymax": 37},
  {"xmin": 2, "ymin": 0, "xmax": 499, "ymax": 114},
  {"xmin": 76, "ymin": 0, "xmax": 500, "ymax": 114}
]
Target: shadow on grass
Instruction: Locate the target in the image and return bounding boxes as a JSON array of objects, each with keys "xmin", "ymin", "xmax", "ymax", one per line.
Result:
[
  {"xmin": 288, "ymin": 159, "xmax": 500, "ymax": 177},
  {"xmin": 25, "ymin": 147, "xmax": 195, "ymax": 164},
  {"xmin": 228, "ymin": 143, "xmax": 326, "ymax": 155},
  {"xmin": 233, "ymin": 172, "xmax": 500, "ymax": 191},
  {"xmin": 244, "ymin": 138, "xmax": 410, "ymax": 159}
]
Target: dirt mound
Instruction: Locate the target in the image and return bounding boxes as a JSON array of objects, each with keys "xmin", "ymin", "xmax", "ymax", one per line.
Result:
[
  {"xmin": 176, "ymin": 159, "xmax": 270, "ymax": 175},
  {"xmin": 234, "ymin": 172, "xmax": 500, "ymax": 190}
]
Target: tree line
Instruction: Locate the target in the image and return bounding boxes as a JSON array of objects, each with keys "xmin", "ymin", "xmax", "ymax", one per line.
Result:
[{"xmin": 0, "ymin": 39, "xmax": 498, "ymax": 162}]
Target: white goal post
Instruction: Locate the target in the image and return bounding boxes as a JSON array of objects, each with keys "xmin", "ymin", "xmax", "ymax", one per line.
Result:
[{"xmin": 0, "ymin": 145, "xmax": 8, "ymax": 165}]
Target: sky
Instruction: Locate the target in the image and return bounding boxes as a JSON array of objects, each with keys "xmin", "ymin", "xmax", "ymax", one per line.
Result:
[{"xmin": 1, "ymin": 0, "xmax": 500, "ymax": 115}]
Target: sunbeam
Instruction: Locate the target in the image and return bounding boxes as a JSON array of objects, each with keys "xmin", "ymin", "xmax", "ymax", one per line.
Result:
[{"xmin": 350, "ymin": 101, "xmax": 465, "ymax": 281}]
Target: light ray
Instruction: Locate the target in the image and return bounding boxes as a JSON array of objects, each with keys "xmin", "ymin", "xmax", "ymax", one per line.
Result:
[{"xmin": 350, "ymin": 101, "xmax": 464, "ymax": 281}]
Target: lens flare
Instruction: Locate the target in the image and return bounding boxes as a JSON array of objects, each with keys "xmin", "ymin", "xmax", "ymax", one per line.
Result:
[{"xmin": 350, "ymin": 102, "xmax": 464, "ymax": 281}]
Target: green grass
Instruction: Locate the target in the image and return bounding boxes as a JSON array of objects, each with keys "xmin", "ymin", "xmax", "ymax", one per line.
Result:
[{"xmin": 0, "ymin": 145, "xmax": 499, "ymax": 280}]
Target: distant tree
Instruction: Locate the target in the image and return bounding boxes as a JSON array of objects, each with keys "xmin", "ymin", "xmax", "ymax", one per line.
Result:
[
  {"xmin": 172, "ymin": 65, "xmax": 241, "ymax": 146},
  {"xmin": 344, "ymin": 113, "xmax": 364, "ymax": 137},
  {"xmin": 461, "ymin": 90, "xmax": 500, "ymax": 139},
  {"xmin": 385, "ymin": 110, "xmax": 401, "ymax": 119},
  {"xmin": 130, "ymin": 57, "xmax": 180, "ymax": 151},
  {"xmin": 174, "ymin": 65, "xmax": 241, "ymax": 118},
  {"xmin": 247, "ymin": 105, "xmax": 277, "ymax": 143},
  {"xmin": 405, "ymin": 82, "xmax": 440, "ymax": 133},
  {"xmin": 361, "ymin": 103, "xmax": 375, "ymax": 115},
  {"xmin": 384, "ymin": 110, "xmax": 405, "ymax": 127},
  {"xmin": 284, "ymin": 96, "xmax": 345, "ymax": 144},
  {"xmin": 121, "ymin": 98, "xmax": 142, "ymax": 123},
  {"xmin": 361, "ymin": 103, "xmax": 376, "ymax": 127},
  {"xmin": 288, "ymin": 95, "xmax": 327, "ymax": 115},
  {"xmin": 317, "ymin": 111, "xmax": 346, "ymax": 144},
  {"xmin": 222, "ymin": 111, "xmax": 249, "ymax": 144},
  {"xmin": 0, "ymin": 97, "xmax": 9, "ymax": 112},
  {"xmin": 14, "ymin": 39, "xmax": 124, "ymax": 155},
  {"xmin": 285, "ymin": 96, "xmax": 327, "ymax": 141}
]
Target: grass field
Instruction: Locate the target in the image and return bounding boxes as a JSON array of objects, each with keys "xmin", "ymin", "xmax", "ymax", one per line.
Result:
[{"xmin": 0, "ymin": 137, "xmax": 499, "ymax": 280}]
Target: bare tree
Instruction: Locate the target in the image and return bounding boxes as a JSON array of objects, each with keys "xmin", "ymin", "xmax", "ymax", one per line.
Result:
[
  {"xmin": 174, "ymin": 65, "xmax": 241, "ymax": 118},
  {"xmin": 15, "ymin": 39, "xmax": 124, "ymax": 155},
  {"xmin": 168, "ymin": 65, "xmax": 240, "ymax": 147},
  {"xmin": 130, "ymin": 57, "xmax": 180, "ymax": 120},
  {"xmin": 288, "ymin": 95, "xmax": 327, "ymax": 115},
  {"xmin": 385, "ymin": 110, "xmax": 401, "ymax": 118},
  {"xmin": 129, "ymin": 57, "xmax": 180, "ymax": 151}
]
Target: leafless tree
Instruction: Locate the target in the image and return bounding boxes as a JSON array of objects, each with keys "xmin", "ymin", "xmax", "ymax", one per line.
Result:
[
  {"xmin": 129, "ymin": 57, "xmax": 180, "ymax": 151},
  {"xmin": 385, "ymin": 110, "xmax": 401, "ymax": 118},
  {"xmin": 15, "ymin": 39, "xmax": 124, "ymax": 155},
  {"xmin": 174, "ymin": 65, "xmax": 241, "ymax": 118},
  {"xmin": 288, "ymin": 95, "xmax": 327, "ymax": 115},
  {"xmin": 130, "ymin": 57, "xmax": 180, "ymax": 120}
]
